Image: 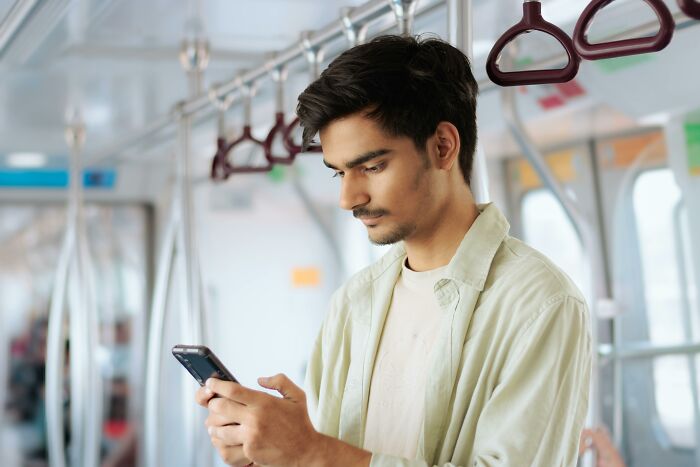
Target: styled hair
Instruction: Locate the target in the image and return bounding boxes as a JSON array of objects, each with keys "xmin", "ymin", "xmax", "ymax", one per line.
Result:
[{"xmin": 296, "ymin": 34, "xmax": 479, "ymax": 186}]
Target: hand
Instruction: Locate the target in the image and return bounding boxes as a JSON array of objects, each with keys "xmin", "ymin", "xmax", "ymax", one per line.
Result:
[
  {"xmin": 195, "ymin": 374, "xmax": 322, "ymax": 467},
  {"xmin": 579, "ymin": 427, "xmax": 626, "ymax": 467}
]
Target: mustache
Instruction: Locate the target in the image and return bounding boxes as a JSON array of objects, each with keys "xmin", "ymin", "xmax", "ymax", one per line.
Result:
[{"xmin": 353, "ymin": 208, "xmax": 389, "ymax": 219}]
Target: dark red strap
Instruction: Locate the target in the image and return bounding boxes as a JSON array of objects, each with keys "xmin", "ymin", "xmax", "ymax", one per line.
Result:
[
  {"xmin": 486, "ymin": 1, "xmax": 580, "ymax": 86},
  {"xmin": 573, "ymin": 0, "xmax": 675, "ymax": 60},
  {"xmin": 264, "ymin": 112, "xmax": 296, "ymax": 165},
  {"xmin": 216, "ymin": 126, "xmax": 273, "ymax": 177},
  {"xmin": 678, "ymin": 0, "xmax": 700, "ymax": 19},
  {"xmin": 211, "ymin": 137, "xmax": 232, "ymax": 181},
  {"xmin": 283, "ymin": 117, "xmax": 322, "ymax": 156}
]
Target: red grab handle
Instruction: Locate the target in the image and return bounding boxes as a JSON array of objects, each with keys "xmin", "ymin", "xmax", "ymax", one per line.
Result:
[
  {"xmin": 486, "ymin": 1, "xmax": 580, "ymax": 86},
  {"xmin": 264, "ymin": 112, "xmax": 296, "ymax": 165},
  {"xmin": 211, "ymin": 137, "xmax": 232, "ymax": 181},
  {"xmin": 283, "ymin": 117, "xmax": 322, "ymax": 156},
  {"xmin": 678, "ymin": 0, "xmax": 700, "ymax": 19},
  {"xmin": 573, "ymin": 0, "xmax": 674, "ymax": 60}
]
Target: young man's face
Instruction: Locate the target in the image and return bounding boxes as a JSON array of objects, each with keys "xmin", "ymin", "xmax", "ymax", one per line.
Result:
[{"xmin": 319, "ymin": 112, "xmax": 436, "ymax": 245}]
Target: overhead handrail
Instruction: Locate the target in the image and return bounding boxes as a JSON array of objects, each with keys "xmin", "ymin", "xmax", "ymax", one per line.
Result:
[
  {"xmin": 89, "ymin": 0, "xmax": 700, "ymax": 165},
  {"xmin": 222, "ymin": 80, "xmax": 273, "ymax": 175},
  {"xmin": 46, "ymin": 121, "xmax": 104, "ymax": 467},
  {"xmin": 573, "ymin": 0, "xmax": 675, "ymax": 60},
  {"xmin": 486, "ymin": 0, "xmax": 580, "ymax": 86},
  {"xmin": 208, "ymin": 83, "xmax": 236, "ymax": 180},
  {"xmin": 283, "ymin": 31, "xmax": 324, "ymax": 156},
  {"xmin": 263, "ymin": 64, "xmax": 295, "ymax": 165},
  {"xmin": 679, "ymin": 0, "xmax": 700, "ymax": 19}
]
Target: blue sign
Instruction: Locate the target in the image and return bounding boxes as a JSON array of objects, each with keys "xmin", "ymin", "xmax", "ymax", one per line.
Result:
[{"xmin": 0, "ymin": 169, "xmax": 117, "ymax": 189}]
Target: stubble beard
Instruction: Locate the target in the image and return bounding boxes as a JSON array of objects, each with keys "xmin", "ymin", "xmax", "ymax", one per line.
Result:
[{"xmin": 368, "ymin": 221, "xmax": 417, "ymax": 245}]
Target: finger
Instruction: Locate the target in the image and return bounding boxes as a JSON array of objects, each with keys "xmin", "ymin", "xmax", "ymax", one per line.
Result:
[
  {"xmin": 209, "ymin": 423, "xmax": 246, "ymax": 446},
  {"xmin": 210, "ymin": 439, "xmax": 250, "ymax": 467},
  {"xmin": 206, "ymin": 378, "xmax": 261, "ymax": 406},
  {"xmin": 206, "ymin": 412, "xmax": 240, "ymax": 428},
  {"xmin": 207, "ymin": 397, "xmax": 249, "ymax": 425},
  {"xmin": 257, "ymin": 373, "xmax": 304, "ymax": 401},
  {"xmin": 195, "ymin": 386, "xmax": 215, "ymax": 407}
]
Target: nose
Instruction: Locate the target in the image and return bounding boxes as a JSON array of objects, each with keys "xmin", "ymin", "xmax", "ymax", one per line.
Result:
[{"xmin": 338, "ymin": 176, "xmax": 369, "ymax": 211}]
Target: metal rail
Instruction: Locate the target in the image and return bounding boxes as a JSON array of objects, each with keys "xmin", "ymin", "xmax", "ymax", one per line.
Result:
[
  {"xmin": 598, "ymin": 341, "xmax": 700, "ymax": 360},
  {"xmin": 88, "ymin": 0, "xmax": 445, "ymax": 165},
  {"xmin": 88, "ymin": 5, "xmax": 700, "ymax": 167}
]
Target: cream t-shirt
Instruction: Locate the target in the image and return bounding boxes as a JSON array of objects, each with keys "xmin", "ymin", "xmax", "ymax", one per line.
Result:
[{"xmin": 363, "ymin": 259, "xmax": 448, "ymax": 458}]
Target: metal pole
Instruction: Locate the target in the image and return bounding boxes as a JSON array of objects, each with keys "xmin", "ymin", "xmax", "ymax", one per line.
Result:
[
  {"xmin": 672, "ymin": 201, "xmax": 700, "ymax": 466},
  {"xmin": 447, "ymin": 0, "xmax": 490, "ymax": 204},
  {"xmin": 500, "ymin": 48, "xmax": 605, "ymax": 441},
  {"xmin": 144, "ymin": 206, "xmax": 179, "ymax": 467}
]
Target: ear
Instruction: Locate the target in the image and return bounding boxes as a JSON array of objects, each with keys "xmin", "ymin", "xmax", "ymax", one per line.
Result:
[{"xmin": 433, "ymin": 122, "xmax": 460, "ymax": 171}]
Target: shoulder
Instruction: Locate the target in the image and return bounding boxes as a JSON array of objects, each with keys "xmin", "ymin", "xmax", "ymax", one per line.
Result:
[{"xmin": 476, "ymin": 234, "xmax": 588, "ymax": 332}]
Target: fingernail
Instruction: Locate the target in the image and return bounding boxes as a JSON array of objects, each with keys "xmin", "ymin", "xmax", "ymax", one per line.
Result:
[
  {"xmin": 205, "ymin": 387, "xmax": 212, "ymax": 395},
  {"xmin": 208, "ymin": 426, "xmax": 213, "ymax": 435},
  {"xmin": 206, "ymin": 379, "xmax": 213, "ymax": 389}
]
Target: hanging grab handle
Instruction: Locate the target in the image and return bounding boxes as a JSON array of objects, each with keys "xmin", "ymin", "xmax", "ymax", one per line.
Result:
[
  {"xmin": 224, "ymin": 81, "xmax": 273, "ymax": 175},
  {"xmin": 208, "ymin": 83, "xmax": 235, "ymax": 181},
  {"xmin": 678, "ymin": 0, "xmax": 700, "ymax": 19},
  {"xmin": 573, "ymin": 0, "xmax": 674, "ymax": 60},
  {"xmin": 263, "ymin": 65, "xmax": 295, "ymax": 165},
  {"xmin": 486, "ymin": 1, "xmax": 580, "ymax": 86},
  {"xmin": 284, "ymin": 31, "xmax": 324, "ymax": 156}
]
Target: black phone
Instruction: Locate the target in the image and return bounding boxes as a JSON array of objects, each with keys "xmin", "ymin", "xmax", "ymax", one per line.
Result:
[{"xmin": 172, "ymin": 344, "xmax": 239, "ymax": 386}]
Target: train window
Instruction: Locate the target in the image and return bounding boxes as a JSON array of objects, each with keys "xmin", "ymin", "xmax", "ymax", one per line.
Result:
[
  {"xmin": 520, "ymin": 188, "xmax": 587, "ymax": 295},
  {"xmin": 632, "ymin": 168, "xmax": 698, "ymax": 448}
]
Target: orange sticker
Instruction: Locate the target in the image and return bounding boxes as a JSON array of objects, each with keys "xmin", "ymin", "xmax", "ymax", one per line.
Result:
[
  {"xmin": 292, "ymin": 268, "xmax": 321, "ymax": 287},
  {"xmin": 518, "ymin": 150, "xmax": 577, "ymax": 190},
  {"xmin": 599, "ymin": 132, "xmax": 666, "ymax": 169}
]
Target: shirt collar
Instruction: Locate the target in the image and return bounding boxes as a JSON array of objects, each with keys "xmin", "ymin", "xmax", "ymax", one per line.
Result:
[{"xmin": 365, "ymin": 203, "xmax": 510, "ymax": 292}]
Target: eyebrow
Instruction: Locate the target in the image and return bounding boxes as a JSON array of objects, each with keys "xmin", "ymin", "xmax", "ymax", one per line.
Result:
[{"xmin": 323, "ymin": 149, "xmax": 393, "ymax": 171}]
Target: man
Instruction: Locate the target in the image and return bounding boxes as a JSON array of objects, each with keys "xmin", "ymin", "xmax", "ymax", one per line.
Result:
[{"xmin": 195, "ymin": 35, "xmax": 591, "ymax": 467}]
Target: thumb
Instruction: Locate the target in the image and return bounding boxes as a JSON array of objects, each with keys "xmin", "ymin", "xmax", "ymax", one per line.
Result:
[{"xmin": 258, "ymin": 373, "xmax": 304, "ymax": 401}]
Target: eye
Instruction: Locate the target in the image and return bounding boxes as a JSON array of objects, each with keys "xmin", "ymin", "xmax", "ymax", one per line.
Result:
[
  {"xmin": 363, "ymin": 162, "xmax": 385, "ymax": 174},
  {"xmin": 331, "ymin": 171, "xmax": 344, "ymax": 179}
]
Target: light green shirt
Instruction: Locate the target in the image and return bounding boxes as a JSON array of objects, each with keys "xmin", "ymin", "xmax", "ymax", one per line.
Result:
[{"xmin": 304, "ymin": 203, "xmax": 591, "ymax": 467}]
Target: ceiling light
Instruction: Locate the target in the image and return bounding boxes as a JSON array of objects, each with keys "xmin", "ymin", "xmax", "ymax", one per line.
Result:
[{"xmin": 6, "ymin": 152, "xmax": 48, "ymax": 168}]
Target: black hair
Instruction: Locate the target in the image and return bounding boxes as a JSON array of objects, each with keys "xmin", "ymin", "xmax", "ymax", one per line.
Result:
[{"xmin": 296, "ymin": 34, "xmax": 479, "ymax": 186}]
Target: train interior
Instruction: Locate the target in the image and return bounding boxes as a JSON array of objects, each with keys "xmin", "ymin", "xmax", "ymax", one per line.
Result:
[{"xmin": 1, "ymin": 0, "xmax": 700, "ymax": 465}]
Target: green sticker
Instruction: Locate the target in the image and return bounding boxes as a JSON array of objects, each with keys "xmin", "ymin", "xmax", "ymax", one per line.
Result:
[
  {"xmin": 267, "ymin": 165, "xmax": 286, "ymax": 183},
  {"xmin": 684, "ymin": 123, "xmax": 700, "ymax": 174},
  {"xmin": 594, "ymin": 54, "xmax": 654, "ymax": 74}
]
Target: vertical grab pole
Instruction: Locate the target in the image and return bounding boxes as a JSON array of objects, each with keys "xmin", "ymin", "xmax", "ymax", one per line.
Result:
[
  {"xmin": 388, "ymin": 0, "xmax": 420, "ymax": 36},
  {"xmin": 672, "ymin": 201, "xmax": 700, "ymax": 466},
  {"xmin": 500, "ymin": 51, "xmax": 605, "ymax": 464},
  {"xmin": 447, "ymin": 0, "xmax": 490, "ymax": 204},
  {"xmin": 67, "ymin": 121, "xmax": 104, "ymax": 467},
  {"xmin": 179, "ymin": 28, "xmax": 210, "ymax": 467}
]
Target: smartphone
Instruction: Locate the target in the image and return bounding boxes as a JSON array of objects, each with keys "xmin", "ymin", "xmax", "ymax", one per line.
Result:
[{"xmin": 172, "ymin": 344, "xmax": 239, "ymax": 386}]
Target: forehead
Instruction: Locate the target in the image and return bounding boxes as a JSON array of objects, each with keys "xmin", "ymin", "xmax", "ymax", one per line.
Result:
[{"xmin": 319, "ymin": 112, "xmax": 414, "ymax": 166}]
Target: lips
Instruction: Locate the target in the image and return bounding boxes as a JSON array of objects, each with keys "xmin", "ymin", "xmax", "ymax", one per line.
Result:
[{"xmin": 360, "ymin": 215, "xmax": 383, "ymax": 226}]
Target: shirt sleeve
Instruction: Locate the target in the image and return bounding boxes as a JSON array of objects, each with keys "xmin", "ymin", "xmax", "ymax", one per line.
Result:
[
  {"xmin": 304, "ymin": 323, "xmax": 324, "ymax": 430},
  {"xmin": 471, "ymin": 294, "xmax": 591, "ymax": 467}
]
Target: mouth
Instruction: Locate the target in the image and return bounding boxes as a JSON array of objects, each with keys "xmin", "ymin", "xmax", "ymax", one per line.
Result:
[{"xmin": 360, "ymin": 215, "xmax": 383, "ymax": 226}]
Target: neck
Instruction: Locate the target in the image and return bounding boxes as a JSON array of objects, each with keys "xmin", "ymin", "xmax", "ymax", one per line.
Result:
[{"xmin": 404, "ymin": 189, "xmax": 479, "ymax": 272}]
